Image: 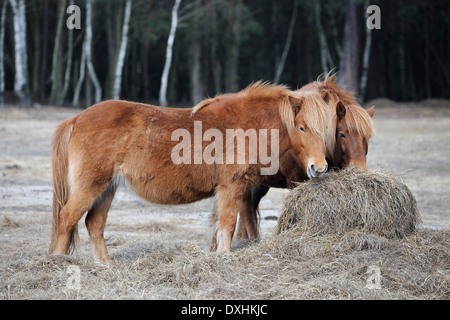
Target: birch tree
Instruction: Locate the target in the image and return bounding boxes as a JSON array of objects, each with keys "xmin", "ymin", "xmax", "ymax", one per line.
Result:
[
  {"xmin": 0, "ymin": 0, "xmax": 7, "ymax": 106},
  {"xmin": 159, "ymin": 0, "xmax": 181, "ymax": 107},
  {"xmin": 60, "ymin": 0, "xmax": 75, "ymax": 105},
  {"xmin": 359, "ymin": 1, "xmax": 373, "ymax": 101},
  {"xmin": 189, "ymin": 0, "xmax": 203, "ymax": 105},
  {"xmin": 9, "ymin": 0, "xmax": 31, "ymax": 106},
  {"xmin": 112, "ymin": 0, "xmax": 132, "ymax": 100},
  {"xmin": 73, "ymin": 0, "xmax": 102, "ymax": 106}
]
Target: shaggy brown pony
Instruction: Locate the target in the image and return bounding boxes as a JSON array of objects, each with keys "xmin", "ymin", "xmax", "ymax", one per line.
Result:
[{"xmin": 49, "ymin": 81, "xmax": 331, "ymax": 262}]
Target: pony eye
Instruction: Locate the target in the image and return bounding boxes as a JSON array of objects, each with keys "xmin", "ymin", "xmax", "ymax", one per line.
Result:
[
  {"xmin": 299, "ymin": 126, "xmax": 305, "ymax": 133},
  {"xmin": 339, "ymin": 133, "xmax": 345, "ymax": 139}
]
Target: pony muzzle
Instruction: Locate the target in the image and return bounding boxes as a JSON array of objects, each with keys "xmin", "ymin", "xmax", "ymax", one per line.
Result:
[{"xmin": 307, "ymin": 162, "xmax": 328, "ymax": 178}]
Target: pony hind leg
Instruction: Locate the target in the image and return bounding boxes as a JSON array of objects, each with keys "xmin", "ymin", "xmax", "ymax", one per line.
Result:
[
  {"xmin": 85, "ymin": 179, "xmax": 118, "ymax": 263},
  {"xmin": 216, "ymin": 183, "xmax": 246, "ymax": 252},
  {"xmin": 51, "ymin": 187, "xmax": 101, "ymax": 256}
]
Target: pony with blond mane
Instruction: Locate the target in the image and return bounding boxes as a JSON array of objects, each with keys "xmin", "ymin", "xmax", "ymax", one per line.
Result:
[
  {"xmin": 209, "ymin": 74, "xmax": 376, "ymax": 248},
  {"xmin": 48, "ymin": 81, "xmax": 331, "ymax": 262}
]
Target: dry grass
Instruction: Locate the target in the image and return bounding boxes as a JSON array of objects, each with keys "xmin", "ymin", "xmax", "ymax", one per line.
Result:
[
  {"xmin": 276, "ymin": 169, "xmax": 421, "ymax": 238},
  {"xmin": 1, "ymin": 170, "xmax": 448, "ymax": 300},
  {"xmin": 1, "ymin": 225, "xmax": 448, "ymax": 300}
]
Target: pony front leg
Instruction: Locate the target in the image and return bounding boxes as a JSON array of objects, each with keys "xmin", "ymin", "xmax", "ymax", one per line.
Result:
[{"xmin": 216, "ymin": 183, "xmax": 245, "ymax": 252}]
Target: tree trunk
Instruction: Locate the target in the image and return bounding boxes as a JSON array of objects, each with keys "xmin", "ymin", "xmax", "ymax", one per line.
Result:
[
  {"xmin": 423, "ymin": 2, "xmax": 431, "ymax": 98},
  {"xmin": 339, "ymin": 0, "xmax": 360, "ymax": 95},
  {"xmin": 0, "ymin": 0, "xmax": 7, "ymax": 106},
  {"xmin": 40, "ymin": 0, "xmax": 49, "ymax": 103},
  {"xmin": 159, "ymin": 0, "xmax": 181, "ymax": 107},
  {"xmin": 85, "ymin": 0, "xmax": 102, "ymax": 103},
  {"xmin": 225, "ymin": 0, "xmax": 241, "ymax": 92},
  {"xmin": 314, "ymin": 1, "xmax": 333, "ymax": 76},
  {"xmin": 105, "ymin": 0, "xmax": 116, "ymax": 99},
  {"xmin": 30, "ymin": 1, "xmax": 41, "ymax": 102},
  {"xmin": 73, "ymin": 0, "xmax": 102, "ymax": 107},
  {"xmin": 142, "ymin": 42, "xmax": 150, "ymax": 102},
  {"xmin": 209, "ymin": 2, "xmax": 222, "ymax": 94},
  {"xmin": 50, "ymin": 0, "xmax": 67, "ymax": 105},
  {"xmin": 112, "ymin": 0, "xmax": 132, "ymax": 100},
  {"xmin": 9, "ymin": 0, "xmax": 31, "ymax": 106},
  {"xmin": 359, "ymin": 0, "xmax": 373, "ymax": 102},
  {"xmin": 60, "ymin": 0, "xmax": 75, "ymax": 105},
  {"xmin": 274, "ymin": 0, "xmax": 298, "ymax": 84},
  {"xmin": 72, "ymin": 43, "xmax": 86, "ymax": 107},
  {"xmin": 189, "ymin": 0, "xmax": 203, "ymax": 105}
]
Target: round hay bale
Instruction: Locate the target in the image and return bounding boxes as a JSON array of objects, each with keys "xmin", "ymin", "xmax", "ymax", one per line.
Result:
[{"xmin": 276, "ymin": 169, "xmax": 421, "ymax": 239}]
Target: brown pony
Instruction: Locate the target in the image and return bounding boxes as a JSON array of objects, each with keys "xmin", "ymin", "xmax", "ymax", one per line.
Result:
[
  {"xmin": 48, "ymin": 81, "xmax": 331, "ymax": 262},
  {"xmin": 209, "ymin": 75, "xmax": 375, "ymax": 248}
]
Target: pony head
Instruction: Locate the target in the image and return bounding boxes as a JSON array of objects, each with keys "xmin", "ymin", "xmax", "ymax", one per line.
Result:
[
  {"xmin": 302, "ymin": 73, "xmax": 375, "ymax": 170},
  {"xmin": 281, "ymin": 92, "xmax": 331, "ymax": 178}
]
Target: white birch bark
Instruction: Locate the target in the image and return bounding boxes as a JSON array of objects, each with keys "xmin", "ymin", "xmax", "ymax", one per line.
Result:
[
  {"xmin": 9, "ymin": 0, "xmax": 30, "ymax": 106},
  {"xmin": 159, "ymin": 0, "xmax": 181, "ymax": 107},
  {"xmin": 359, "ymin": 0, "xmax": 373, "ymax": 101},
  {"xmin": 0, "ymin": 0, "xmax": 7, "ymax": 106},
  {"xmin": 112, "ymin": 0, "xmax": 132, "ymax": 100},
  {"xmin": 72, "ymin": 42, "xmax": 86, "ymax": 107}
]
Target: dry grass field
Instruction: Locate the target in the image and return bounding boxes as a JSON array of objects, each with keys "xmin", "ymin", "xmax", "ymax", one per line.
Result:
[{"xmin": 0, "ymin": 101, "xmax": 449, "ymax": 300}]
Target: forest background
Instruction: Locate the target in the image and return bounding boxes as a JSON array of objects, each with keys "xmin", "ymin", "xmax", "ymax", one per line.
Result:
[{"xmin": 1, "ymin": 0, "xmax": 449, "ymax": 109}]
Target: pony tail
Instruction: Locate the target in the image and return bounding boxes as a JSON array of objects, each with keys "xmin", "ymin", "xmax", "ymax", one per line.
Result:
[{"xmin": 49, "ymin": 117, "xmax": 77, "ymax": 254}]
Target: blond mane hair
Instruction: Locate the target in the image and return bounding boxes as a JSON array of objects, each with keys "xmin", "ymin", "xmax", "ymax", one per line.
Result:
[
  {"xmin": 300, "ymin": 73, "xmax": 375, "ymax": 157},
  {"xmin": 192, "ymin": 81, "xmax": 330, "ymax": 144}
]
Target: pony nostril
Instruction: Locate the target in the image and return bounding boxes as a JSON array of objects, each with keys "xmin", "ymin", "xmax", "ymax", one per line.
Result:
[
  {"xmin": 323, "ymin": 163, "xmax": 328, "ymax": 174},
  {"xmin": 310, "ymin": 164, "xmax": 317, "ymax": 174}
]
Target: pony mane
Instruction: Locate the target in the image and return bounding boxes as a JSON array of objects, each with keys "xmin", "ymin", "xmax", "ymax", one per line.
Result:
[
  {"xmin": 191, "ymin": 80, "xmax": 290, "ymax": 116},
  {"xmin": 300, "ymin": 72, "xmax": 375, "ymax": 157},
  {"xmin": 241, "ymin": 80, "xmax": 290, "ymax": 99},
  {"xmin": 191, "ymin": 81, "xmax": 330, "ymax": 144}
]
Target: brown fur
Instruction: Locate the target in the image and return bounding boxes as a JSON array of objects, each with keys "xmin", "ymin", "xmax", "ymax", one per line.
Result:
[
  {"xmin": 209, "ymin": 76, "xmax": 376, "ymax": 249},
  {"xmin": 48, "ymin": 82, "xmax": 331, "ymax": 261}
]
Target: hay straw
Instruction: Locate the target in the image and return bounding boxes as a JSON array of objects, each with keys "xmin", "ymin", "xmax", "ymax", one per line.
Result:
[{"xmin": 276, "ymin": 169, "xmax": 421, "ymax": 238}]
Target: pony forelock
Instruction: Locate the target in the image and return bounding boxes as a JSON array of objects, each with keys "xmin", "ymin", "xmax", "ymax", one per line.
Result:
[{"xmin": 281, "ymin": 91, "xmax": 331, "ymax": 144}]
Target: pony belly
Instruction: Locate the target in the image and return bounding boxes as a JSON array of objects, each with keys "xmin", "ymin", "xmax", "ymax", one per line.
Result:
[
  {"xmin": 119, "ymin": 163, "xmax": 217, "ymax": 205},
  {"xmin": 126, "ymin": 176, "xmax": 215, "ymax": 205}
]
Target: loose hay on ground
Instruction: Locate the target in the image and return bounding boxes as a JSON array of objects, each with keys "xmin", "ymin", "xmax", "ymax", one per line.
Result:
[
  {"xmin": 2, "ymin": 228, "xmax": 448, "ymax": 299},
  {"xmin": 276, "ymin": 169, "xmax": 421, "ymax": 238}
]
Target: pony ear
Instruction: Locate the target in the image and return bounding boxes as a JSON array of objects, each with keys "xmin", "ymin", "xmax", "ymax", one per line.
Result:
[
  {"xmin": 288, "ymin": 96, "xmax": 303, "ymax": 114},
  {"xmin": 336, "ymin": 101, "xmax": 346, "ymax": 120},
  {"xmin": 366, "ymin": 105, "xmax": 375, "ymax": 118}
]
